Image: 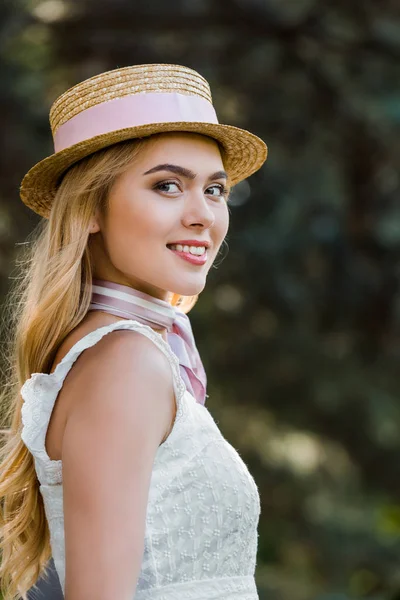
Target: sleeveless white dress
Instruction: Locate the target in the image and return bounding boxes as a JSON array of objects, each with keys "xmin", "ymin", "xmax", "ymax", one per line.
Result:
[{"xmin": 20, "ymin": 319, "xmax": 261, "ymax": 599}]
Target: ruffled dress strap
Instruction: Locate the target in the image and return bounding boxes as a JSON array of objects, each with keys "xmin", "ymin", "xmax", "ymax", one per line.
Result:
[{"xmin": 20, "ymin": 319, "xmax": 187, "ymax": 484}]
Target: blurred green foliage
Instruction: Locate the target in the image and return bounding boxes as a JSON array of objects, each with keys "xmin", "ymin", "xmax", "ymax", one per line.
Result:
[{"xmin": 1, "ymin": 0, "xmax": 400, "ymax": 598}]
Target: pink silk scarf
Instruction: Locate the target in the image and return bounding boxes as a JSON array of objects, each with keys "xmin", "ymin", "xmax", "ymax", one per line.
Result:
[{"xmin": 88, "ymin": 278, "xmax": 207, "ymax": 405}]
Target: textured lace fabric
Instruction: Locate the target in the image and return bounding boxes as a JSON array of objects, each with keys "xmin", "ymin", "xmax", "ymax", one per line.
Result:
[{"xmin": 20, "ymin": 319, "xmax": 261, "ymax": 599}]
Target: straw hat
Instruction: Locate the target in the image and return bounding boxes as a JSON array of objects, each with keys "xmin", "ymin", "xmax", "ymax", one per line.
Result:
[{"xmin": 20, "ymin": 63, "xmax": 268, "ymax": 219}]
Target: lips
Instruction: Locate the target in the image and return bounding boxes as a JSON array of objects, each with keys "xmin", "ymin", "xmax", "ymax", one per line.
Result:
[
  {"xmin": 166, "ymin": 240, "xmax": 210, "ymax": 249},
  {"xmin": 167, "ymin": 245, "xmax": 208, "ymax": 265},
  {"xmin": 169, "ymin": 244, "xmax": 207, "ymax": 256}
]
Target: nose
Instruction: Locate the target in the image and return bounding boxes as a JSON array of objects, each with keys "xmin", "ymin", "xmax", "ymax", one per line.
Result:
[{"xmin": 181, "ymin": 189, "xmax": 215, "ymax": 229}]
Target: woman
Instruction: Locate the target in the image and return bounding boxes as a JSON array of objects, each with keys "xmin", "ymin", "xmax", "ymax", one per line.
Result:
[{"xmin": 0, "ymin": 64, "xmax": 267, "ymax": 600}]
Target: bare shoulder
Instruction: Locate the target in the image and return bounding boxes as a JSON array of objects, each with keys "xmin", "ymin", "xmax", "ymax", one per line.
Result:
[
  {"xmin": 45, "ymin": 313, "xmax": 175, "ymax": 463},
  {"xmin": 62, "ymin": 321, "xmax": 176, "ymax": 442},
  {"xmin": 49, "ymin": 312, "xmax": 144, "ymax": 374}
]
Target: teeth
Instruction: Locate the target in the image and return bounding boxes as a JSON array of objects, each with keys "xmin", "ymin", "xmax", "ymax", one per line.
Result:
[{"xmin": 169, "ymin": 244, "xmax": 206, "ymax": 256}]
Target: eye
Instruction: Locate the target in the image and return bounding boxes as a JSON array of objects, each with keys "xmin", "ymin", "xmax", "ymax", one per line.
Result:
[
  {"xmin": 154, "ymin": 180, "xmax": 181, "ymax": 193},
  {"xmin": 206, "ymin": 184, "xmax": 229, "ymax": 200}
]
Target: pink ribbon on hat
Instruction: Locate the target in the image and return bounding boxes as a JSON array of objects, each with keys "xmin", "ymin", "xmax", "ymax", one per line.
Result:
[
  {"xmin": 54, "ymin": 92, "xmax": 219, "ymax": 152},
  {"xmin": 88, "ymin": 279, "xmax": 208, "ymax": 405}
]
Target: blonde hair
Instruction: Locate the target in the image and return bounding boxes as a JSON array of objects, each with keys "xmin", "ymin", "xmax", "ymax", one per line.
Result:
[{"xmin": 0, "ymin": 138, "xmax": 199, "ymax": 599}]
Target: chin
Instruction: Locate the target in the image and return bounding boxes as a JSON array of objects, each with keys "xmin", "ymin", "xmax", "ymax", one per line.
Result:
[{"xmin": 168, "ymin": 279, "xmax": 206, "ymax": 297}]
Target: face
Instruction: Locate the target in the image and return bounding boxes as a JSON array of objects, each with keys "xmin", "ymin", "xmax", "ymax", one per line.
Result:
[{"xmin": 89, "ymin": 132, "xmax": 230, "ymax": 300}]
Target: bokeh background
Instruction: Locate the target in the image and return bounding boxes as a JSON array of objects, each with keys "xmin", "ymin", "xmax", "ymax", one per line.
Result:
[{"xmin": 1, "ymin": 0, "xmax": 400, "ymax": 599}]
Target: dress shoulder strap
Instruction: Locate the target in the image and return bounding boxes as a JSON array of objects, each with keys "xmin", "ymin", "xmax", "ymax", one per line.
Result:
[{"xmin": 20, "ymin": 319, "xmax": 187, "ymax": 476}]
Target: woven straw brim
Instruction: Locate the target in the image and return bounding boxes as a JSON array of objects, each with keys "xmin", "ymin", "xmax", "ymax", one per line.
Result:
[{"xmin": 20, "ymin": 121, "xmax": 268, "ymax": 219}]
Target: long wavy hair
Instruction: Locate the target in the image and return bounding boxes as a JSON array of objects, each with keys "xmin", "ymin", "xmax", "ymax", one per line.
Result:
[{"xmin": 0, "ymin": 137, "xmax": 203, "ymax": 599}]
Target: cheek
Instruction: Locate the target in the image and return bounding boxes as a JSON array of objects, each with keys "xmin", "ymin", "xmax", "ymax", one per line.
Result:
[
  {"xmin": 106, "ymin": 192, "xmax": 171, "ymax": 250},
  {"xmin": 216, "ymin": 204, "xmax": 230, "ymax": 238}
]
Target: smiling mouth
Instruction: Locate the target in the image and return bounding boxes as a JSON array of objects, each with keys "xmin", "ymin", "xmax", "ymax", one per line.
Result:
[
  {"xmin": 166, "ymin": 245, "xmax": 208, "ymax": 265},
  {"xmin": 167, "ymin": 243, "xmax": 207, "ymax": 255}
]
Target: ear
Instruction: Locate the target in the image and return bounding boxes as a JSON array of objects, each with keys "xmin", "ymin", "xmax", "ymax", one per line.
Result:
[
  {"xmin": 89, "ymin": 222, "xmax": 100, "ymax": 234},
  {"xmin": 89, "ymin": 210, "xmax": 101, "ymax": 234}
]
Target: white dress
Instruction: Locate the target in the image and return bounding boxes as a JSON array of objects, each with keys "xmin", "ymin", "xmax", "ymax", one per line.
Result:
[{"xmin": 20, "ymin": 319, "xmax": 261, "ymax": 599}]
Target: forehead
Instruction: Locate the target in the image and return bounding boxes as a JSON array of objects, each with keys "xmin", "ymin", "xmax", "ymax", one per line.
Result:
[{"xmin": 140, "ymin": 132, "xmax": 224, "ymax": 164}]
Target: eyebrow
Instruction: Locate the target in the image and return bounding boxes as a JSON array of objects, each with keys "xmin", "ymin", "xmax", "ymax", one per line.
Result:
[{"xmin": 142, "ymin": 163, "xmax": 228, "ymax": 182}]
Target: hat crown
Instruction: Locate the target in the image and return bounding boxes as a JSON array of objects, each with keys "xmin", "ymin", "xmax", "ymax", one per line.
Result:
[{"xmin": 49, "ymin": 64, "xmax": 213, "ymax": 136}]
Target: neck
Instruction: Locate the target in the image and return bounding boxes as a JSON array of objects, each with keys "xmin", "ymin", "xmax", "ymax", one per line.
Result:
[{"xmin": 89, "ymin": 278, "xmax": 177, "ymax": 332}]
